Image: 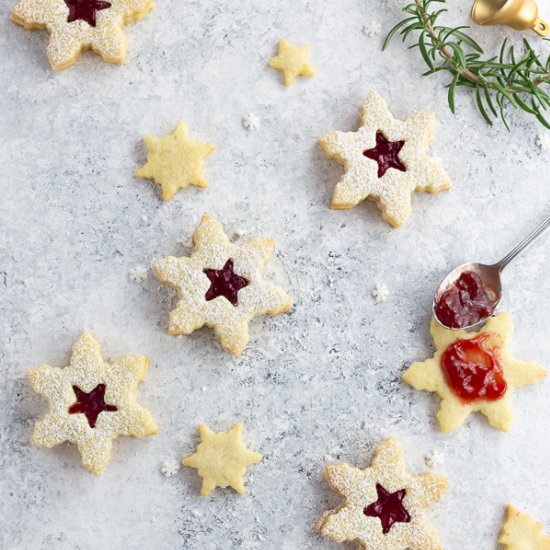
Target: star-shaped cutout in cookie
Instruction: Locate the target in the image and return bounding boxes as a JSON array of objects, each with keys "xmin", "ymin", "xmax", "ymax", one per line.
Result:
[
  {"xmin": 268, "ymin": 38, "xmax": 315, "ymax": 86},
  {"xmin": 499, "ymin": 505, "xmax": 550, "ymax": 549},
  {"xmin": 135, "ymin": 122, "xmax": 215, "ymax": 201},
  {"xmin": 319, "ymin": 91, "xmax": 450, "ymax": 227},
  {"xmin": 182, "ymin": 423, "xmax": 262, "ymax": 496},
  {"xmin": 403, "ymin": 313, "xmax": 546, "ymax": 432},
  {"xmin": 153, "ymin": 214, "xmax": 293, "ymax": 355},
  {"xmin": 11, "ymin": 0, "xmax": 154, "ymax": 71},
  {"xmin": 29, "ymin": 332, "xmax": 157, "ymax": 474},
  {"xmin": 318, "ymin": 437, "xmax": 447, "ymax": 549}
]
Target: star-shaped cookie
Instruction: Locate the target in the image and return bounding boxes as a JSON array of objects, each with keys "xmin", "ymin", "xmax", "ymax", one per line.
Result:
[
  {"xmin": 268, "ymin": 38, "xmax": 315, "ymax": 86},
  {"xmin": 182, "ymin": 423, "xmax": 262, "ymax": 496},
  {"xmin": 135, "ymin": 121, "xmax": 215, "ymax": 201},
  {"xmin": 12, "ymin": 0, "xmax": 154, "ymax": 71},
  {"xmin": 29, "ymin": 332, "xmax": 157, "ymax": 474},
  {"xmin": 403, "ymin": 313, "xmax": 546, "ymax": 432},
  {"xmin": 318, "ymin": 437, "xmax": 447, "ymax": 549},
  {"xmin": 499, "ymin": 505, "xmax": 550, "ymax": 549},
  {"xmin": 153, "ymin": 213, "xmax": 293, "ymax": 355},
  {"xmin": 319, "ymin": 91, "xmax": 450, "ymax": 227}
]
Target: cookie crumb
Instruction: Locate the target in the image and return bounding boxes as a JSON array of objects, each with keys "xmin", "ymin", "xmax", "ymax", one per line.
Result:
[
  {"xmin": 372, "ymin": 282, "xmax": 389, "ymax": 303},
  {"xmin": 362, "ymin": 21, "xmax": 382, "ymax": 37},
  {"xmin": 424, "ymin": 450, "xmax": 444, "ymax": 469},
  {"xmin": 242, "ymin": 113, "xmax": 261, "ymax": 131},
  {"xmin": 129, "ymin": 266, "xmax": 148, "ymax": 283},
  {"xmin": 160, "ymin": 457, "xmax": 180, "ymax": 477},
  {"xmin": 233, "ymin": 229, "xmax": 247, "ymax": 239}
]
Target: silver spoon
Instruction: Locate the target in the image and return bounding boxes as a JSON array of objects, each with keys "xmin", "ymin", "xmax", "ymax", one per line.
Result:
[{"xmin": 433, "ymin": 214, "xmax": 550, "ymax": 330}]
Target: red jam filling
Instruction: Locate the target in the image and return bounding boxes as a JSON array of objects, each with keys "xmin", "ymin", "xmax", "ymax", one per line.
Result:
[
  {"xmin": 363, "ymin": 131, "xmax": 406, "ymax": 178},
  {"xmin": 364, "ymin": 483, "xmax": 411, "ymax": 534},
  {"xmin": 204, "ymin": 259, "xmax": 248, "ymax": 306},
  {"xmin": 441, "ymin": 334, "xmax": 507, "ymax": 402},
  {"xmin": 434, "ymin": 271, "xmax": 497, "ymax": 329},
  {"xmin": 68, "ymin": 384, "xmax": 118, "ymax": 428},
  {"xmin": 64, "ymin": 0, "xmax": 112, "ymax": 27}
]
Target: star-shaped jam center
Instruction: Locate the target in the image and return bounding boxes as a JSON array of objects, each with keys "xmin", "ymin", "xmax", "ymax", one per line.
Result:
[
  {"xmin": 363, "ymin": 131, "xmax": 406, "ymax": 178},
  {"xmin": 203, "ymin": 259, "xmax": 249, "ymax": 307},
  {"xmin": 364, "ymin": 483, "xmax": 411, "ymax": 534},
  {"xmin": 64, "ymin": 0, "xmax": 112, "ymax": 27},
  {"xmin": 68, "ymin": 384, "xmax": 118, "ymax": 428}
]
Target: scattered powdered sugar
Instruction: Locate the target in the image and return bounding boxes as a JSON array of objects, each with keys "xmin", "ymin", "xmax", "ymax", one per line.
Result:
[
  {"xmin": 362, "ymin": 21, "xmax": 382, "ymax": 37},
  {"xmin": 242, "ymin": 113, "xmax": 261, "ymax": 131},
  {"xmin": 536, "ymin": 133, "xmax": 550, "ymax": 151},
  {"xmin": 129, "ymin": 266, "xmax": 148, "ymax": 283},
  {"xmin": 372, "ymin": 282, "xmax": 389, "ymax": 303},
  {"xmin": 160, "ymin": 457, "xmax": 180, "ymax": 477},
  {"xmin": 424, "ymin": 450, "xmax": 445, "ymax": 469}
]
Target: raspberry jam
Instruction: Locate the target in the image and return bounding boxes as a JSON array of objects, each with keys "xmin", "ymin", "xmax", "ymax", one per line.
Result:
[
  {"xmin": 68, "ymin": 384, "xmax": 118, "ymax": 428},
  {"xmin": 363, "ymin": 132, "xmax": 406, "ymax": 178},
  {"xmin": 64, "ymin": 0, "xmax": 112, "ymax": 27},
  {"xmin": 434, "ymin": 271, "xmax": 497, "ymax": 329},
  {"xmin": 364, "ymin": 483, "xmax": 411, "ymax": 534},
  {"xmin": 441, "ymin": 334, "xmax": 507, "ymax": 402},
  {"xmin": 204, "ymin": 259, "xmax": 248, "ymax": 306}
]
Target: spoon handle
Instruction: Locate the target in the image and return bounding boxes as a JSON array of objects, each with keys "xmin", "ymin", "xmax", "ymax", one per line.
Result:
[{"xmin": 497, "ymin": 214, "xmax": 550, "ymax": 271}]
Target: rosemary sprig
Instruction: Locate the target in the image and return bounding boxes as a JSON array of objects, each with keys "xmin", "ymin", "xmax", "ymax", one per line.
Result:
[{"xmin": 383, "ymin": 0, "xmax": 550, "ymax": 129}]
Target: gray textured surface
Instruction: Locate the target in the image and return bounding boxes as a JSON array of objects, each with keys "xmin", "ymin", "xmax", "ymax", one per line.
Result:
[{"xmin": 1, "ymin": 0, "xmax": 550, "ymax": 548}]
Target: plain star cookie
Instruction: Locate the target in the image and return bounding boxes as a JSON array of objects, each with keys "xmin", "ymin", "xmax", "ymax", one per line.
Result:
[
  {"xmin": 268, "ymin": 38, "xmax": 315, "ymax": 86},
  {"xmin": 403, "ymin": 312, "xmax": 546, "ymax": 432},
  {"xmin": 28, "ymin": 332, "xmax": 157, "ymax": 474},
  {"xmin": 318, "ymin": 437, "xmax": 447, "ymax": 549},
  {"xmin": 499, "ymin": 505, "xmax": 550, "ymax": 549},
  {"xmin": 135, "ymin": 121, "xmax": 215, "ymax": 201},
  {"xmin": 153, "ymin": 214, "xmax": 293, "ymax": 355},
  {"xmin": 182, "ymin": 423, "xmax": 262, "ymax": 496},
  {"xmin": 11, "ymin": 0, "xmax": 154, "ymax": 71},
  {"xmin": 319, "ymin": 91, "xmax": 450, "ymax": 227}
]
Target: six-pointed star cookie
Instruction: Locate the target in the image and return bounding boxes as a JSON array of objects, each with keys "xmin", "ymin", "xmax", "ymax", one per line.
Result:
[
  {"xmin": 403, "ymin": 312, "xmax": 546, "ymax": 432},
  {"xmin": 319, "ymin": 90, "xmax": 450, "ymax": 227},
  {"xmin": 268, "ymin": 38, "xmax": 315, "ymax": 86},
  {"xmin": 29, "ymin": 332, "xmax": 157, "ymax": 474},
  {"xmin": 499, "ymin": 505, "xmax": 550, "ymax": 550},
  {"xmin": 318, "ymin": 437, "xmax": 447, "ymax": 549},
  {"xmin": 11, "ymin": 0, "xmax": 154, "ymax": 71},
  {"xmin": 135, "ymin": 121, "xmax": 215, "ymax": 201},
  {"xmin": 182, "ymin": 423, "xmax": 262, "ymax": 496},
  {"xmin": 153, "ymin": 213, "xmax": 293, "ymax": 355}
]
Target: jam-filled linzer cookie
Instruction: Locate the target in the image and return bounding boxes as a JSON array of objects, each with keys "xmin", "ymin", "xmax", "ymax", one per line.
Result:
[
  {"xmin": 499, "ymin": 505, "xmax": 550, "ymax": 549},
  {"xmin": 318, "ymin": 437, "xmax": 447, "ymax": 549},
  {"xmin": 182, "ymin": 423, "xmax": 262, "ymax": 496},
  {"xmin": 11, "ymin": 0, "xmax": 154, "ymax": 71},
  {"xmin": 29, "ymin": 332, "xmax": 157, "ymax": 474},
  {"xmin": 135, "ymin": 122, "xmax": 215, "ymax": 201},
  {"xmin": 319, "ymin": 91, "xmax": 450, "ymax": 228},
  {"xmin": 403, "ymin": 312, "xmax": 546, "ymax": 432},
  {"xmin": 153, "ymin": 214, "xmax": 293, "ymax": 355}
]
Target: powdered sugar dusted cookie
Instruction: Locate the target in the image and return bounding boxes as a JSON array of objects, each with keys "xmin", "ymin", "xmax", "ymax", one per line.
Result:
[
  {"xmin": 403, "ymin": 313, "xmax": 546, "ymax": 432},
  {"xmin": 29, "ymin": 332, "xmax": 157, "ymax": 474},
  {"xmin": 499, "ymin": 504, "xmax": 550, "ymax": 549},
  {"xmin": 12, "ymin": 0, "xmax": 154, "ymax": 71},
  {"xmin": 319, "ymin": 91, "xmax": 450, "ymax": 227},
  {"xmin": 318, "ymin": 437, "xmax": 447, "ymax": 549},
  {"xmin": 153, "ymin": 214, "xmax": 293, "ymax": 355}
]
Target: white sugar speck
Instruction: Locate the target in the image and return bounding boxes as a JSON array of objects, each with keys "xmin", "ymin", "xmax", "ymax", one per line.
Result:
[
  {"xmin": 161, "ymin": 457, "xmax": 180, "ymax": 477},
  {"xmin": 372, "ymin": 282, "xmax": 389, "ymax": 303},
  {"xmin": 242, "ymin": 113, "xmax": 261, "ymax": 131},
  {"xmin": 129, "ymin": 266, "xmax": 148, "ymax": 283},
  {"xmin": 536, "ymin": 133, "xmax": 550, "ymax": 151},
  {"xmin": 362, "ymin": 21, "xmax": 381, "ymax": 37},
  {"xmin": 424, "ymin": 450, "xmax": 444, "ymax": 469}
]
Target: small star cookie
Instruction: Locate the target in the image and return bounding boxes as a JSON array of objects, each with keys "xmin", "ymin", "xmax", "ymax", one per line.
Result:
[
  {"xmin": 499, "ymin": 505, "xmax": 550, "ymax": 549},
  {"xmin": 29, "ymin": 332, "xmax": 157, "ymax": 474},
  {"xmin": 153, "ymin": 213, "xmax": 293, "ymax": 355},
  {"xmin": 319, "ymin": 91, "xmax": 450, "ymax": 227},
  {"xmin": 182, "ymin": 423, "xmax": 262, "ymax": 496},
  {"xmin": 403, "ymin": 313, "xmax": 546, "ymax": 432},
  {"xmin": 11, "ymin": 0, "xmax": 154, "ymax": 71},
  {"xmin": 318, "ymin": 437, "xmax": 447, "ymax": 549},
  {"xmin": 268, "ymin": 38, "xmax": 315, "ymax": 86},
  {"xmin": 135, "ymin": 121, "xmax": 215, "ymax": 201}
]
